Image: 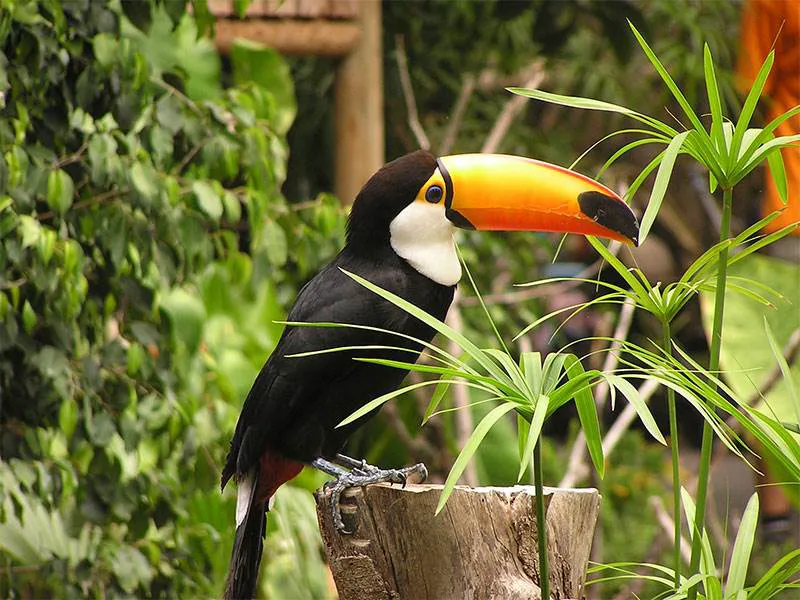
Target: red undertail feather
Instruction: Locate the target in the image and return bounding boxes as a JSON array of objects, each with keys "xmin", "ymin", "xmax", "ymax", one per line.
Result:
[{"xmin": 258, "ymin": 451, "xmax": 304, "ymax": 503}]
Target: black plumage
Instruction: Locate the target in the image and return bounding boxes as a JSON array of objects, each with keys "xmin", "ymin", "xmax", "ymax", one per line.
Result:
[{"xmin": 221, "ymin": 150, "xmax": 450, "ymax": 487}]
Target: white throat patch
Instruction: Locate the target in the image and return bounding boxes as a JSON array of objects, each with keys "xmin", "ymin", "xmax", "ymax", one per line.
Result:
[{"xmin": 389, "ymin": 202, "xmax": 461, "ymax": 286}]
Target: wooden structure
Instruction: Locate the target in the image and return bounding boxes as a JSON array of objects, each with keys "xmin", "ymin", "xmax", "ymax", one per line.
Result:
[
  {"xmin": 316, "ymin": 484, "xmax": 601, "ymax": 599},
  {"xmin": 210, "ymin": 0, "xmax": 385, "ymax": 204}
]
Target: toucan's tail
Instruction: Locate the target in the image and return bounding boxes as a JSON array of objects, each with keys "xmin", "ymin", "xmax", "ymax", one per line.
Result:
[{"xmin": 223, "ymin": 469, "xmax": 265, "ymax": 600}]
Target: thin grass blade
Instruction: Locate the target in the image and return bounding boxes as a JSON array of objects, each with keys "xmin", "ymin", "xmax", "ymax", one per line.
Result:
[
  {"xmin": 565, "ymin": 355, "xmax": 604, "ymax": 478},
  {"xmin": 606, "ymin": 374, "xmax": 666, "ymax": 444},
  {"xmin": 639, "ymin": 131, "xmax": 690, "ymax": 244},
  {"xmin": 629, "ymin": 22, "xmax": 710, "ymax": 142},
  {"xmin": 507, "ymin": 87, "xmax": 638, "ymax": 115},
  {"xmin": 521, "ymin": 351, "xmax": 543, "ymax": 397},
  {"xmin": 518, "ymin": 394, "xmax": 549, "ymax": 480},
  {"xmin": 339, "ymin": 379, "xmax": 478, "ymax": 427},
  {"xmin": 724, "ymin": 493, "xmax": 758, "ymax": 598},
  {"xmin": 436, "ymin": 402, "xmax": 517, "ymax": 513},
  {"xmin": 680, "ymin": 487, "xmax": 718, "ymax": 584},
  {"xmin": 341, "ymin": 269, "xmax": 513, "ymax": 385},
  {"xmin": 424, "ymin": 378, "xmax": 452, "ymax": 424},
  {"xmin": 748, "ymin": 548, "xmax": 800, "ymax": 600},
  {"xmin": 766, "ymin": 148, "xmax": 788, "ymax": 203},
  {"xmin": 764, "ymin": 318, "xmax": 800, "ymax": 426},
  {"xmin": 703, "ymin": 44, "xmax": 724, "ymax": 153},
  {"xmin": 729, "ymin": 51, "xmax": 774, "ymax": 170}
]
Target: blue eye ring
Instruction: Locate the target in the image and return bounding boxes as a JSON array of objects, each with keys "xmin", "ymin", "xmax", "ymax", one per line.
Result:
[{"xmin": 425, "ymin": 185, "xmax": 444, "ymax": 203}]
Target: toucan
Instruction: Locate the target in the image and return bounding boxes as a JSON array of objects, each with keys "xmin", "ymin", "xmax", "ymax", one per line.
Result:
[{"xmin": 221, "ymin": 150, "xmax": 639, "ymax": 599}]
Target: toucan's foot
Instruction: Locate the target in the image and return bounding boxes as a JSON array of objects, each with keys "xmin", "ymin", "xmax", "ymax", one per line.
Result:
[{"xmin": 311, "ymin": 457, "xmax": 427, "ymax": 533}]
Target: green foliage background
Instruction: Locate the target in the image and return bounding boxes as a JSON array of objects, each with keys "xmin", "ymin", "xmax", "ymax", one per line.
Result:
[{"xmin": 0, "ymin": 1, "xmax": 342, "ymax": 596}]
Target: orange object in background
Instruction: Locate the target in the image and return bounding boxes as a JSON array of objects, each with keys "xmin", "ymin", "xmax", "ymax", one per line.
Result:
[{"xmin": 738, "ymin": 0, "xmax": 800, "ymax": 233}]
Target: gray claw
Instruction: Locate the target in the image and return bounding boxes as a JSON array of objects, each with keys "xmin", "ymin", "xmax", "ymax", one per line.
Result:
[{"xmin": 325, "ymin": 462, "xmax": 428, "ymax": 534}]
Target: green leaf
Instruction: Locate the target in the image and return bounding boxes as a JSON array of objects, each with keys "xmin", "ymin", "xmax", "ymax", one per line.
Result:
[
  {"xmin": 565, "ymin": 355, "xmax": 604, "ymax": 478},
  {"xmin": 729, "ymin": 51, "xmax": 774, "ymax": 170},
  {"xmin": 766, "ymin": 149, "xmax": 788, "ymax": 204},
  {"xmin": 261, "ymin": 220, "xmax": 288, "ymax": 267},
  {"xmin": 341, "ymin": 269, "xmax": 513, "ymax": 386},
  {"xmin": 703, "ymin": 44, "xmax": 724, "ymax": 152},
  {"xmin": 508, "ymin": 87, "xmax": 645, "ymax": 118},
  {"xmin": 192, "ymin": 181, "xmax": 223, "ymax": 222},
  {"xmin": 424, "ymin": 378, "xmax": 451, "ymax": 424},
  {"xmin": 628, "ymin": 23, "xmax": 711, "ymax": 147},
  {"xmin": 587, "ymin": 237, "xmax": 658, "ymax": 315},
  {"xmin": 339, "ymin": 379, "xmax": 472, "ymax": 428},
  {"xmin": 18, "ymin": 215, "xmax": 41, "ymax": 249},
  {"xmin": 129, "ymin": 163, "xmax": 158, "ymax": 201},
  {"xmin": 22, "ymin": 300, "xmax": 36, "ymax": 334},
  {"xmin": 520, "ymin": 351, "xmax": 543, "ymax": 396},
  {"xmin": 160, "ymin": 288, "xmax": 206, "ymax": 353},
  {"xmin": 59, "ymin": 399, "xmax": 78, "ymax": 441},
  {"xmin": 724, "ymin": 493, "xmax": 758, "ymax": 597},
  {"xmin": 680, "ymin": 487, "xmax": 718, "ymax": 584},
  {"xmin": 638, "ymin": 131, "xmax": 689, "ymax": 244},
  {"xmin": 517, "ymin": 394, "xmax": 549, "ymax": 481},
  {"xmin": 223, "ymin": 190, "xmax": 242, "ymax": 222},
  {"xmin": 231, "ymin": 40, "xmax": 296, "ymax": 134},
  {"xmin": 748, "ymin": 548, "xmax": 800, "ymax": 600},
  {"xmin": 437, "ymin": 402, "xmax": 516, "ymax": 514},
  {"xmin": 92, "ymin": 33, "xmax": 118, "ymax": 68},
  {"xmin": 47, "ymin": 169, "xmax": 74, "ymax": 215},
  {"xmin": 606, "ymin": 375, "xmax": 666, "ymax": 445}
]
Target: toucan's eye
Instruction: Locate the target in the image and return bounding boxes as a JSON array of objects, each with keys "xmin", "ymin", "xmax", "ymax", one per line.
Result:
[{"xmin": 425, "ymin": 185, "xmax": 444, "ymax": 204}]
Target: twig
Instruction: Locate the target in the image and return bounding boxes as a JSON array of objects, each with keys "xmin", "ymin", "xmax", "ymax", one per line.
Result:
[
  {"xmin": 460, "ymin": 243, "xmax": 623, "ymax": 307},
  {"xmin": 439, "ymin": 74, "xmax": 476, "ymax": 155},
  {"xmin": 53, "ymin": 141, "xmax": 88, "ymax": 169},
  {"xmin": 0, "ymin": 278, "xmax": 26, "ymax": 290},
  {"xmin": 173, "ymin": 136, "xmax": 212, "ymax": 175},
  {"xmin": 650, "ymin": 495, "xmax": 692, "ymax": 564},
  {"xmin": 559, "ymin": 298, "xmax": 638, "ymax": 488},
  {"xmin": 395, "ymin": 35, "xmax": 430, "ymax": 151},
  {"xmin": 481, "ymin": 67, "xmax": 544, "ymax": 154},
  {"xmin": 445, "ymin": 291, "xmax": 478, "ymax": 486},
  {"xmin": 38, "ymin": 187, "xmax": 130, "ymax": 221},
  {"xmin": 150, "ymin": 75, "xmax": 204, "ymax": 117}
]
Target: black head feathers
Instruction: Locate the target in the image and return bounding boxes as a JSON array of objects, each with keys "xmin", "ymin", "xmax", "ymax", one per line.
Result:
[{"xmin": 346, "ymin": 150, "xmax": 438, "ymax": 249}]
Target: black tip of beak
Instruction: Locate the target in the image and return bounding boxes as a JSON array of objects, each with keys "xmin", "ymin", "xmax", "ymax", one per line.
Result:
[{"xmin": 578, "ymin": 191, "xmax": 640, "ymax": 247}]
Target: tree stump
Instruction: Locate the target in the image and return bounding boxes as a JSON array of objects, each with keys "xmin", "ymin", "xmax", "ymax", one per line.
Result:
[{"xmin": 315, "ymin": 484, "xmax": 600, "ymax": 599}]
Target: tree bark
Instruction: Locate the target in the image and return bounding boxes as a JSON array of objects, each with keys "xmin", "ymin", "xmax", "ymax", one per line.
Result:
[{"xmin": 316, "ymin": 484, "xmax": 600, "ymax": 599}]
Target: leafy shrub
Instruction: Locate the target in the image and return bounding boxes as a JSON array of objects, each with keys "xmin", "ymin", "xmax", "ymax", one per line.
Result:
[{"xmin": 0, "ymin": 1, "xmax": 344, "ymax": 596}]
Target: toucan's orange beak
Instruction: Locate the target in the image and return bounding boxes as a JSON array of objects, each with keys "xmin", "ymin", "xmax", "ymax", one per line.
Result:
[{"xmin": 431, "ymin": 154, "xmax": 639, "ymax": 246}]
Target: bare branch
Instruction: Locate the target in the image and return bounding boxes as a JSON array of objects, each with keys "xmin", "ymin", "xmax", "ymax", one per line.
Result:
[
  {"xmin": 439, "ymin": 74, "xmax": 476, "ymax": 155},
  {"xmin": 650, "ymin": 495, "xmax": 691, "ymax": 564},
  {"xmin": 481, "ymin": 66, "xmax": 544, "ymax": 154},
  {"xmin": 395, "ymin": 35, "xmax": 430, "ymax": 151},
  {"xmin": 559, "ymin": 298, "xmax": 640, "ymax": 488}
]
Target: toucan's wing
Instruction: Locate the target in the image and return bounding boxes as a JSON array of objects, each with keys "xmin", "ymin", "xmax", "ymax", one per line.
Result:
[{"xmin": 221, "ymin": 252, "xmax": 424, "ymax": 487}]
